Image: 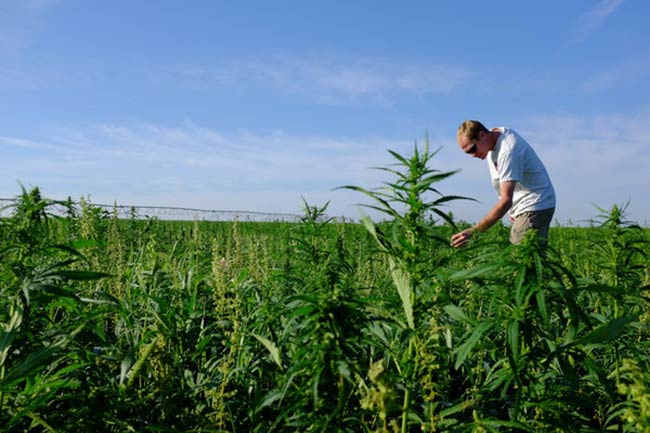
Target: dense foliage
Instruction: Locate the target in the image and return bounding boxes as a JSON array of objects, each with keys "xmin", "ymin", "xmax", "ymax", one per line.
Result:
[{"xmin": 1, "ymin": 148, "xmax": 649, "ymax": 432}]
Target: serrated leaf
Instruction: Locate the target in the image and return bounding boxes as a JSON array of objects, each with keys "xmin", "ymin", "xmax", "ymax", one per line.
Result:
[
  {"xmin": 578, "ymin": 315, "xmax": 635, "ymax": 345},
  {"xmin": 389, "ymin": 257, "xmax": 413, "ymax": 329},
  {"xmin": 443, "ymin": 305, "xmax": 476, "ymax": 326},
  {"xmin": 455, "ymin": 320, "xmax": 494, "ymax": 369},
  {"xmin": 449, "ymin": 264, "xmax": 503, "ymax": 281},
  {"xmin": 253, "ymin": 333, "xmax": 283, "ymax": 368}
]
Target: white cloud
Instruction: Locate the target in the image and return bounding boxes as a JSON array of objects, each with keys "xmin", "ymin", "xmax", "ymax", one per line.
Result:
[
  {"xmin": 0, "ymin": 123, "xmax": 422, "ymax": 217},
  {"xmin": 0, "ymin": 135, "xmax": 58, "ymax": 151},
  {"xmin": 573, "ymin": 0, "xmax": 625, "ymax": 42},
  {"xmin": 2, "ymin": 115, "xmax": 649, "ymax": 225},
  {"xmin": 519, "ymin": 112, "xmax": 650, "ymax": 224},
  {"xmin": 176, "ymin": 56, "xmax": 469, "ymax": 105}
]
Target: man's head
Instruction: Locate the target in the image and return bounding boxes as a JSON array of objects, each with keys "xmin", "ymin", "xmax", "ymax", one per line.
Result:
[{"xmin": 457, "ymin": 120, "xmax": 491, "ymax": 159}]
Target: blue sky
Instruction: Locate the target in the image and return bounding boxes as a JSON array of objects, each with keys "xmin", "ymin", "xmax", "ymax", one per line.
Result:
[{"xmin": 2, "ymin": 0, "xmax": 649, "ymax": 225}]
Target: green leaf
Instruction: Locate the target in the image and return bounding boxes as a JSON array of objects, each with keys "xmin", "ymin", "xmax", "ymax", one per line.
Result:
[
  {"xmin": 449, "ymin": 264, "xmax": 503, "ymax": 281},
  {"xmin": 507, "ymin": 320, "xmax": 520, "ymax": 360},
  {"xmin": 253, "ymin": 333, "xmax": 283, "ymax": 368},
  {"xmin": 387, "ymin": 149, "xmax": 410, "ymax": 166},
  {"xmin": 389, "ymin": 257, "xmax": 413, "ymax": 329},
  {"xmin": 443, "ymin": 305, "xmax": 476, "ymax": 326},
  {"xmin": 535, "ymin": 289, "xmax": 549, "ymax": 326},
  {"xmin": 0, "ymin": 305, "xmax": 23, "ymax": 367},
  {"xmin": 439, "ymin": 400, "xmax": 473, "ymax": 417},
  {"xmin": 455, "ymin": 320, "xmax": 495, "ymax": 369},
  {"xmin": 335, "ymin": 185, "xmax": 398, "ymax": 216},
  {"xmin": 119, "ymin": 356, "xmax": 132, "ymax": 386},
  {"xmin": 256, "ymin": 388, "xmax": 284, "ymax": 413},
  {"xmin": 484, "ymin": 358, "xmax": 514, "ymax": 392},
  {"xmin": 578, "ymin": 315, "xmax": 635, "ymax": 345},
  {"xmin": 2, "ymin": 346, "xmax": 61, "ymax": 386},
  {"xmin": 482, "ymin": 419, "xmax": 534, "ymax": 432},
  {"xmin": 55, "ymin": 270, "xmax": 112, "ymax": 281}
]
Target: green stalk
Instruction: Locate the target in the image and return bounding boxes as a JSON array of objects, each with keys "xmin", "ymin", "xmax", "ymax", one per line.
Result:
[
  {"xmin": 401, "ymin": 336, "xmax": 418, "ymax": 433},
  {"xmin": 401, "ymin": 386, "xmax": 410, "ymax": 433},
  {"xmin": 0, "ymin": 365, "xmax": 5, "ymax": 415}
]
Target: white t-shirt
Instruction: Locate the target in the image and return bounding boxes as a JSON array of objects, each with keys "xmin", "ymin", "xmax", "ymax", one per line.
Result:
[{"xmin": 487, "ymin": 127, "xmax": 556, "ymax": 217}]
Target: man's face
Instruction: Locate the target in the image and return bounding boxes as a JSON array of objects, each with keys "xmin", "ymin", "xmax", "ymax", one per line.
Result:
[{"xmin": 458, "ymin": 131, "xmax": 488, "ymax": 160}]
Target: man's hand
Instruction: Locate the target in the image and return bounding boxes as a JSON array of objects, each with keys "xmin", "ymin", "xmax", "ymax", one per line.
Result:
[{"xmin": 451, "ymin": 228, "xmax": 473, "ymax": 248}]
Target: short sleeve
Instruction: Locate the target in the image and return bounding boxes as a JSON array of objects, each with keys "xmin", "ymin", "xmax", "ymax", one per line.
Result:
[{"xmin": 498, "ymin": 144, "xmax": 523, "ymax": 183}]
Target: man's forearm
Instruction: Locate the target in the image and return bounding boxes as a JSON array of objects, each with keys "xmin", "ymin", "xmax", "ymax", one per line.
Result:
[{"xmin": 473, "ymin": 198, "xmax": 512, "ymax": 232}]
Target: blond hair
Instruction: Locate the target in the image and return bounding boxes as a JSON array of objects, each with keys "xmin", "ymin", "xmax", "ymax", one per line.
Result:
[{"xmin": 457, "ymin": 120, "xmax": 488, "ymax": 142}]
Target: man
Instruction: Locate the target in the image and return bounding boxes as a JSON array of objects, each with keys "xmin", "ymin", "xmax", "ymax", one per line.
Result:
[{"xmin": 451, "ymin": 120, "xmax": 556, "ymax": 248}]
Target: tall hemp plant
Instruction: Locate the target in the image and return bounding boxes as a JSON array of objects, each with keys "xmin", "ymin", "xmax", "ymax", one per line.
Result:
[
  {"xmin": 248, "ymin": 199, "xmax": 377, "ymax": 433},
  {"xmin": 0, "ymin": 186, "xmax": 108, "ymax": 431},
  {"xmin": 339, "ymin": 137, "xmax": 470, "ymax": 432},
  {"xmin": 443, "ymin": 210, "xmax": 647, "ymax": 432}
]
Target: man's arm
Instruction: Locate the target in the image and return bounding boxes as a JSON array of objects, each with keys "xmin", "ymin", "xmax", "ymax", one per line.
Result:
[
  {"xmin": 474, "ymin": 180, "xmax": 516, "ymax": 231},
  {"xmin": 451, "ymin": 181, "xmax": 516, "ymax": 247}
]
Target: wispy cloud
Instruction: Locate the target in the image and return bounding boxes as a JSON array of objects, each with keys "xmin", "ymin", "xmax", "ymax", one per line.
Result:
[
  {"xmin": 176, "ymin": 56, "xmax": 469, "ymax": 105},
  {"xmin": 519, "ymin": 112, "xmax": 650, "ymax": 223},
  {"xmin": 0, "ymin": 123, "xmax": 417, "ymax": 216},
  {"xmin": 573, "ymin": 0, "xmax": 625, "ymax": 42},
  {"xmin": 3, "ymin": 114, "xmax": 648, "ymax": 224},
  {"xmin": 582, "ymin": 57, "xmax": 650, "ymax": 92}
]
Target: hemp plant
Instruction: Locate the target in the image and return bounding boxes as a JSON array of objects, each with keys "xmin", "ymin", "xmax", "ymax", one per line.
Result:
[
  {"xmin": 338, "ymin": 137, "xmax": 470, "ymax": 432},
  {"xmin": 0, "ymin": 186, "xmax": 108, "ymax": 431},
  {"xmin": 592, "ymin": 202, "xmax": 649, "ymax": 303},
  {"xmin": 248, "ymin": 199, "xmax": 375, "ymax": 432},
  {"xmin": 338, "ymin": 137, "xmax": 468, "ymax": 326}
]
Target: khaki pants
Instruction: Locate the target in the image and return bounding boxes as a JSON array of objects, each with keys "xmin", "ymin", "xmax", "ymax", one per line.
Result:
[{"xmin": 509, "ymin": 208, "xmax": 555, "ymax": 244}]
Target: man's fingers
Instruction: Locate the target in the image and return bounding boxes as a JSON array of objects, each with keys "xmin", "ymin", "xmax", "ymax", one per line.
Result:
[
  {"xmin": 451, "ymin": 230, "xmax": 471, "ymax": 248},
  {"xmin": 450, "ymin": 234, "xmax": 466, "ymax": 248}
]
